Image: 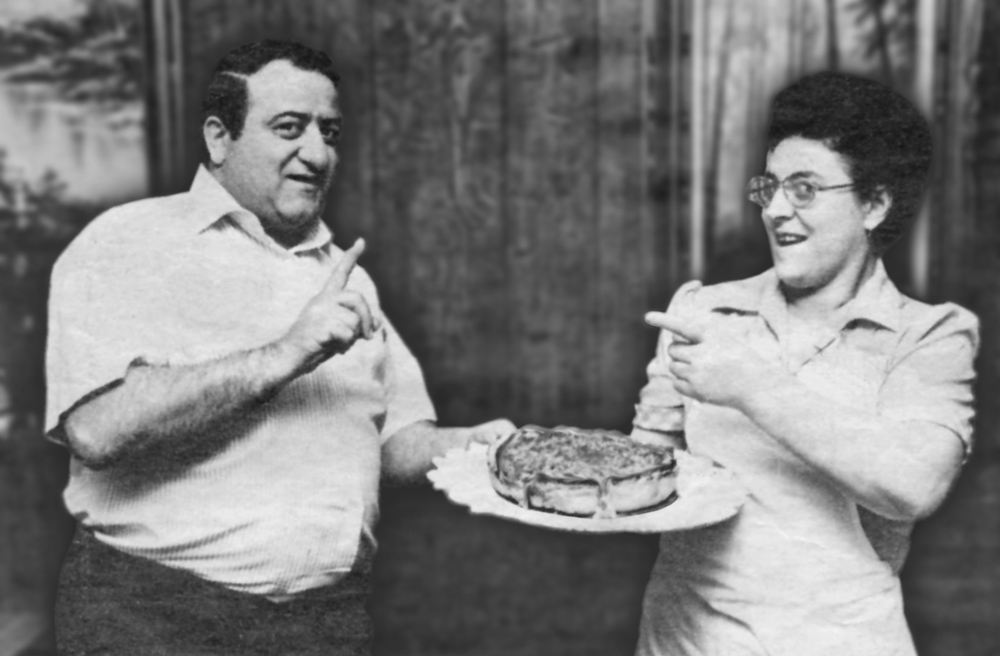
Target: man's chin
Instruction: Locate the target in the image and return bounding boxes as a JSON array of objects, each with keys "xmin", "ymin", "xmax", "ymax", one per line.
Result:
[
  {"xmin": 266, "ymin": 208, "xmax": 325, "ymax": 246},
  {"xmin": 279, "ymin": 202, "xmax": 325, "ymax": 226}
]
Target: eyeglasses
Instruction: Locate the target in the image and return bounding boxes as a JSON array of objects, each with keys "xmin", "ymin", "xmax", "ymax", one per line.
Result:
[{"xmin": 746, "ymin": 175, "xmax": 855, "ymax": 209}]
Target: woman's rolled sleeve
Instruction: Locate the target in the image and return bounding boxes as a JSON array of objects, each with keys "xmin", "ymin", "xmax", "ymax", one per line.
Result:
[
  {"xmin": 633, "ymin": 280, "xmax": 703, "ymax": 433},
  {"xmin": 878, "ymin": 303, "xmax": 980, "ymax": 458}
]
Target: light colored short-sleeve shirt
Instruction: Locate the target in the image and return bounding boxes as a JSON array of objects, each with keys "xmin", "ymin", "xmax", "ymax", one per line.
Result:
[
  {"xmin": 45, "ymin": 167, "xmax": 437, "ymax": 597},
  {"xmin": 633, "ymin": 263, "xmax": 978, "ymax": 656}
]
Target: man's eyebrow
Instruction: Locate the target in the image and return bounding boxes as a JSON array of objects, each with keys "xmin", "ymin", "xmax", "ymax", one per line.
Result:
[
  {"xmin": 267, "ymin": 111, "xmax": 342, "ymax": 126},
  {"xmin": 268, "ymin": 111, "xmax": 309, "ymax": 123}
]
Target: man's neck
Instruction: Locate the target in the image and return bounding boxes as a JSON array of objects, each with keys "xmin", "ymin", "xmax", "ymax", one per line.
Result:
[
  {"xmin": 204, "ymin": 165, "xmax": 325, "ymax": 251},
  {"xmin": 266, "ymin": 220, "xmax": 322, "ymax": 250}
]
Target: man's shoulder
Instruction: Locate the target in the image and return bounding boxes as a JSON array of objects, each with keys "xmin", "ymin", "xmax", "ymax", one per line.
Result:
[
  {"xmin": 81, "ymin": 191, "xmax": 193, "ymax": 241},
  {"xmin": 54, "ymin": 191, "xmax": 195, "ymax": 279}
]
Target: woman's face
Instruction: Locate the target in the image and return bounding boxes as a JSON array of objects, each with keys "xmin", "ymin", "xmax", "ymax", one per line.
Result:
[{"xmin": 761, "ymin": 137, "xmax": 888, "ymax": 294}]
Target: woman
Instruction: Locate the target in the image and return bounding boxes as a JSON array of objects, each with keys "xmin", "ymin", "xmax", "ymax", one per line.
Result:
[{"xmin": 632, "ymin": 71, "xmax": 978, "ymax": 655}]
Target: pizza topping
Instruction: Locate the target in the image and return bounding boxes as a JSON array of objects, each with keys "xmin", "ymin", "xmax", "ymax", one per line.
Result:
[{"xmin": 495, "ymin": 425, "xmax": 675, "ymax": 487}]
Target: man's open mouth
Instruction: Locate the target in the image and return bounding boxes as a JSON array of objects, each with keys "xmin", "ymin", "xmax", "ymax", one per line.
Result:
[{"xmin": 287, "ymin": 174, "xmax": 322, "ymax": 186}]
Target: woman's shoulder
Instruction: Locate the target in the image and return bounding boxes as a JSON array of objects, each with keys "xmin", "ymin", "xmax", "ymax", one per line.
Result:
[
  {"xmin": 895, "ymin": 291, "xmax": 980, "ymax": 354},
  {"xmin": 666, "ymin": 270, "xmax": 774, "ymax": 312}
]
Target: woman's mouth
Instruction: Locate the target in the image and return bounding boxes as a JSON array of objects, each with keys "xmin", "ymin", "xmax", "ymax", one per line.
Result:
[{"xmin": 774, "ymin": 233, "xmax": 807, "ymax": 247}]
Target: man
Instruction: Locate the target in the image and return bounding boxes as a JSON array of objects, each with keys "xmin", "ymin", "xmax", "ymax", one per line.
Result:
[{"xmin": 44, "ymin": 40, "xmax": 513, "ymax": 655}]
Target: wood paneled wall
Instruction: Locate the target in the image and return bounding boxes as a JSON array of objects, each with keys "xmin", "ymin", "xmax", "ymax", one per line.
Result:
[{"xmin": 155, "ymin": 0, "xmax": 682, "ymax": 433}]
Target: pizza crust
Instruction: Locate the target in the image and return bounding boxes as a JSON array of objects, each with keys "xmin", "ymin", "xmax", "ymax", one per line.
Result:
[{"xmin": 488, "ymin": 425, "xmax": 678, "ymax": 519}]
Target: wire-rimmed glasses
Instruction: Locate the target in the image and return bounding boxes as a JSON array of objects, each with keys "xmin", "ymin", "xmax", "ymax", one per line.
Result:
[{"xmin": 747, "ymin": 176, "xmax": 855, "ymax": 209}]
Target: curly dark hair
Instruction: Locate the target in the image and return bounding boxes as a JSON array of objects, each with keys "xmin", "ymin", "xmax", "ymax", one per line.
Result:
[
  {"xmin": 200, "ymin": 40, "xmax": 340, "ymax": 153},
  {"xmin": 765, "ymin": 71, "xmax": 932, "ymax": 254}
]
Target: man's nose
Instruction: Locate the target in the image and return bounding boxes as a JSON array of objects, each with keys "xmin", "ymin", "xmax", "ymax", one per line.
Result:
[{"xmin": 297, "ymin": 126, "xmax": 335, "ymax": 170}]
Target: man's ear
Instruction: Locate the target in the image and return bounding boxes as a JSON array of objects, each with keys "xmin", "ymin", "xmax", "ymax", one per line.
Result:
[
  {"xmin": 203, "ymin": 116, "xmax": 231, "ymax": 167},
  {"xmin": 863, "ymin": 186, "xmax": 892, "ymax": 232}
]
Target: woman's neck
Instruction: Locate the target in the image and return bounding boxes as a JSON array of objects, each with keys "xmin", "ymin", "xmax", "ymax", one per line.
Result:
[{"xmin": 782, "ymin": 256, "xmax": 879, "ymax": 325}]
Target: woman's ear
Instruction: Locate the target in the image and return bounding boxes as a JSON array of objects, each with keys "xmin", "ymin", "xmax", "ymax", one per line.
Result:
[
  {"xmin": 863, "ymin": 186, "xmax": 892, "ymax": 232},
  {"xmin": 203, "ymin": 116, "xmax": 231, "ymax": 167}
]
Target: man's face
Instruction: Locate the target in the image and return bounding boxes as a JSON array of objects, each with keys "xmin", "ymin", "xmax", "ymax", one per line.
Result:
[{"xmin": 212, "ymin": 59, "xmax": 341, "ymax": 246}]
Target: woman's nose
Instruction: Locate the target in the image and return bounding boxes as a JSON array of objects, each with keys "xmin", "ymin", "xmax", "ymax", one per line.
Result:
[{"xmin": 762, "ymin": 184, "xmax": 795, "ymax": 220}]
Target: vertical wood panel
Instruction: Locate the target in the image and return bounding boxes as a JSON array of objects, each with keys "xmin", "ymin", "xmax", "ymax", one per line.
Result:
[
  {"xmin": 311, "ymin": 0, "xmax": 376, "ymax": 251},
  {"xmin": 647, "ymin": 0, "xmax": 690, "ymax": 303},
  {"xmin": 370, "ymin": 0, "xmax": 509, "ymax": 425},
  {"xmin": 505, "ymin": 0, "xmax": 601, "ymax": 427},
  {"xmin": 595, "ymin": 0, "xmax": 654, "ymax": 429}
]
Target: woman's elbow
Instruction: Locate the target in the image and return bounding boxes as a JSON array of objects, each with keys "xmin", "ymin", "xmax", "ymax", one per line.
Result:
[
  {"xmin": 878, "ymin": 428, "xmax": 965, "ymax": 521},
  {"xmin": 882, "ymin": 477, "xmax": 955, "ymax": 522}
]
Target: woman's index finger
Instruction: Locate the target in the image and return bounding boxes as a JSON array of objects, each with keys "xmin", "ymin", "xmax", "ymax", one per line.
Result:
[{"xmin": 644, "ymin": 311, "xmax": 703, "ymax": 343}]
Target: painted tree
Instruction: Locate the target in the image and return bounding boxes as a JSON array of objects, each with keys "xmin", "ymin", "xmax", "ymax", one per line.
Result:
[
  {"xmin": 847, "ymin": 0, "xmax": 917, "ymax": 87},
  {"xmin": 0, "ymin": 0, "xmax": 141, "ymax": 426},
  {"xmin": 826, "ymin": 0, "xmax": 840, "ymax": 69},
  {"xmin": 0, "ymin": 0, "xmax": 141, "ymax": 108}
]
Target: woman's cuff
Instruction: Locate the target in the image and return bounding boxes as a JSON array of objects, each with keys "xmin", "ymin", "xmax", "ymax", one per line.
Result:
[{"xmin": 633, "ymin": 403, "xmax": 684, "ymax": 433}]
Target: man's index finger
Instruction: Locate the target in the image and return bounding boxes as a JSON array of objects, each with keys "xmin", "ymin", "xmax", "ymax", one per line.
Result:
[{"xmin": 327, "ymin": 238, "xmax": 365, "ymax": 291}]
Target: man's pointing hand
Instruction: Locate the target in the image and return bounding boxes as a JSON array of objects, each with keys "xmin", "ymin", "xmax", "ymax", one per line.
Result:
[{"xmin": 283, "ymin": 238, "xmax": 381, "ymax": 374}]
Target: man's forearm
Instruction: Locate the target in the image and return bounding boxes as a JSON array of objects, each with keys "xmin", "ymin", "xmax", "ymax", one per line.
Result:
[
  {"xmin": 741, "ymin": 376, "xmax": 964, "ymax": 521},
  {"xmin": 381, "ymin": 421, "xmax": 469, "ymax": 485},
  {"xmin": 381, "ymin": 418, "xmax": 516, "ymax": 485},
  {"xmin": 58, "ymin": 339, "xmax": 302, "ymax": 469}
]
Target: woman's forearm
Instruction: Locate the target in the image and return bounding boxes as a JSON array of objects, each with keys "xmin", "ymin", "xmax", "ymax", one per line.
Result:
[
  {"xmin": 741, "ymin": 376, "xmax": 964, "ymax": 521},
  {"xmin": 58, "ymin": 339, "xmax": 303, "ymax": 470}
]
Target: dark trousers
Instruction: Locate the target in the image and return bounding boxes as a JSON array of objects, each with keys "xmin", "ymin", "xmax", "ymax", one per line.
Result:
[{"xmin": 55, "ymin": 528, "xmax": 374, "ymax": 656}]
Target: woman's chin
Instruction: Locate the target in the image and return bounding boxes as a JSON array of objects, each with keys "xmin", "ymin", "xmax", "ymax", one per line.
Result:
[{"xmin": 773, "ymin": 264, "xmax": 813, "ymax": 290}]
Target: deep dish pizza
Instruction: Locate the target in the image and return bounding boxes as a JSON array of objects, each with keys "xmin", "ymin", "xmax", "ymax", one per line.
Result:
[{"xmin": 487, "ymin": 425, "xmax": 678, "ymax": 519}]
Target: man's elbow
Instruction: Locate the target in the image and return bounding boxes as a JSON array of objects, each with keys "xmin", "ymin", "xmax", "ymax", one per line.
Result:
[
  {"xmin": 58, "ymin": 413, "xmax": 122, "ymax": 470},
  {"xmin": 380, "ymin": 442, "xmax": 418, "ymax": 485}
]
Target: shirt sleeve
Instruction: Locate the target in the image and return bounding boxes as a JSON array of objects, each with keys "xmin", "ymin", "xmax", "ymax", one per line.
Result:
[
  {"xmin": 878, "ymin": 303, "xmax": 980, "ymax": 457},
  {"xmin": 632, "ymin": 280, "xmax": 703, "ymax": 433},
  {"xmin": 44, "ymin": 232, "xmax": 176, "ymax": 436},
  {"xmin": 379, "ymin": 316, "xmax": 437, "ymax": 442}
]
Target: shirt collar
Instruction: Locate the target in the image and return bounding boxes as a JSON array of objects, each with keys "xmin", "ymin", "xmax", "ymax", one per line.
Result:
[
  {"xmin": 186, "ymin": 165, "xmax": 247, "ymax": 232},
  {"xmin": 709, "ymin": 260, "xmax": 903, "ymax": 333},
  {"xmin": 186, "ymin": 165, "xmax": 333, "ymax": 255},
  {"xmin": 833, "ymin": 260, "xmax": 903, "ymax": 332}
]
